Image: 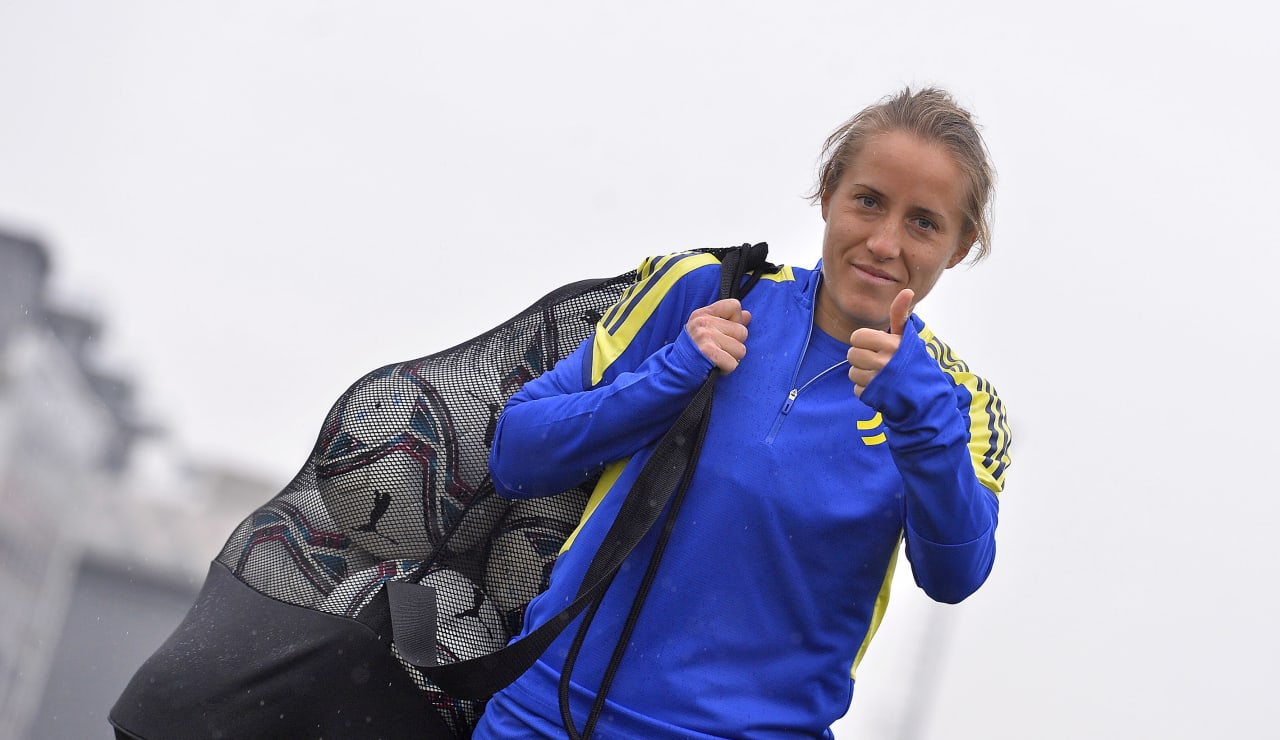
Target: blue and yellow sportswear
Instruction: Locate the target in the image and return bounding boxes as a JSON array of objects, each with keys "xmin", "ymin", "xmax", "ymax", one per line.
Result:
[{"xmin": 475, "ymin": 252, "xmax": 1011, "ymax": 739}]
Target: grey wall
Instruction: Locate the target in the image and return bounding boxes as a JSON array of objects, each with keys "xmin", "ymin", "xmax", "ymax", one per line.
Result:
[{"xmin": 28, "ymin": 559, "xmax": 198, "ymax": 740}]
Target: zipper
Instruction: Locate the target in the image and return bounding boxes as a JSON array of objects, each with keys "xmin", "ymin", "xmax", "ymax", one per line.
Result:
[
  {"xmin": 765, "ymin": 360, "xmax": 847, "ymax": 444},
  {"xmin": 765, "ymin": 283, "xmax": 850, "ymax": 445},
  {"xmin": 764, "ymin": 272, "xmax": 852, "ymax": 444},
  {"xmin": 765, "ymin": 389, "xmax": 800, "ymax": 443}
]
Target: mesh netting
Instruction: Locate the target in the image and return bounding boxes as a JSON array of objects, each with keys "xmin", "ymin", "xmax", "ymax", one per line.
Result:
[{"xmin": 213, "ymin": 271, "xmax": 635, "ymax": 734}]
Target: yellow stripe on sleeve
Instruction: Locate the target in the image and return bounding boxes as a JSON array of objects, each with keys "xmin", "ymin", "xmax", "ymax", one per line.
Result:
[
  {"xmin": 559, "ymin": 459, "xmax": 629, "ymax": 555},
  {"xmin": 917, "ymin": 325, "xmax": 1012, "ymax": 494}
]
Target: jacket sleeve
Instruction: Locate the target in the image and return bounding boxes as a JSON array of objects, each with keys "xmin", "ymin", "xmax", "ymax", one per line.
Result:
[
  {"xmin": 860, "ymin": 319, "xmax": 1012, "ymax": 604},
  {"xmin": 489, "ymin": 253, "xmax": 722, "ymax": 499}
]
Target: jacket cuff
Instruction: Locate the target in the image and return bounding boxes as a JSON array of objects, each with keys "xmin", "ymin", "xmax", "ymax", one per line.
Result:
[{"xmin": 905, "ymin": 522, "xmax": 997, "ymax": 604}]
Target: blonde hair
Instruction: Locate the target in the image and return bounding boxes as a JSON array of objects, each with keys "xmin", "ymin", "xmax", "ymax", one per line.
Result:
[{"xmin": 810, "ymin": 87, "xmax": 996, "ymax": 261}]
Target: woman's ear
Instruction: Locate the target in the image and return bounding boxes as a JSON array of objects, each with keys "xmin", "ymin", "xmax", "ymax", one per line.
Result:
[{"xmin": 946, "ymin": 233, "xmax": 976, "ymax": 269}]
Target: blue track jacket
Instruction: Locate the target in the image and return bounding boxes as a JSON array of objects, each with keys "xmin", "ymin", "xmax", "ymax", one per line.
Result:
[{"xmin": 476, "ymin": 252, "xmax": 1011, "ymax": 739}]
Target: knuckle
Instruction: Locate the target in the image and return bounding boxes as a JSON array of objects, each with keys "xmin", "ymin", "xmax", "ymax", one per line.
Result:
[{"xmin": 688, "ymin": 316, "xmax": 714, "ymax": 334}]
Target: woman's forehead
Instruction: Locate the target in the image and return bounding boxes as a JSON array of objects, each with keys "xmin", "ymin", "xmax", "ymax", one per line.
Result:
[{"xmin": 844, "ymin": 131, "xmax": 968, "ymax": 214}]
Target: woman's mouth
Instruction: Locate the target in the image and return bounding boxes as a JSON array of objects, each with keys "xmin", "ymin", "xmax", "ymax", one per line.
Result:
[{"xmin": 853, "ymin": 263, "xmax": 897, "ymax": 284}]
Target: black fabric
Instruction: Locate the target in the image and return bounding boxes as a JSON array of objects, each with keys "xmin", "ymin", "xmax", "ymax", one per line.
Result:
[
  {"xmin": 108, "ymin": 244, "xmax": 771, "ymax": 740},
  {"xmin": 110, "ymin": 268, "xmax": 634, "ymax": 738},
  {"xmin": 110, "ymin": 562, "xmax": 448, "ymax": 740},
  {"xmin": 388, "ymin": 580, "xmax": 441, "ymax": 668}
]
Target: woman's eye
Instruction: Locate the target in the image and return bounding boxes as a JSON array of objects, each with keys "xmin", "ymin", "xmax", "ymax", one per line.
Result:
[
  {"xmin": 912, "ymin": 217, "xmax": 937, "ymax": 231},
  {"xmin": 855, "ymin": 195, "xmax": 877, "ymax": 208}
]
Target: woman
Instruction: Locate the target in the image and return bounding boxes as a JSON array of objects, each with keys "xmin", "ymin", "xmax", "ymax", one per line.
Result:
[{"xmin": 473, "ymin": 87, "xmax": 1011, "ymax": 739}]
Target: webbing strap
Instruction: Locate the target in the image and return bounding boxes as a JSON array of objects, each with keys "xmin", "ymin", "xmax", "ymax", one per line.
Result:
[
  {"xmin": 561, "ymin": 242, "xmax": 767, "ymax": 740},
  {"xmin": 559, "ymin": 371, "xmax": 716, "ymax": 739},
  {"xmin": 400, "ymin": 243, "xmax": 770, "ymax": 704}
]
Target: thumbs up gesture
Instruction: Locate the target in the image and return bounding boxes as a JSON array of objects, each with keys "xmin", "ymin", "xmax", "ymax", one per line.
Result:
[{"xmin": 847, "ymin": 289, "xmax": 913, "ymax": 398}]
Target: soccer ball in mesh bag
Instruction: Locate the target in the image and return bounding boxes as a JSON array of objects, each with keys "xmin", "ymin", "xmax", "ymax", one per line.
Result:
[
  {"xmin": 417, "ymin": 565, "xmax": 508, "ymax": 663},
  {"xmin": 317, "ymin": 368, "xmax": 505, "ymax": 561},
  {"xmin": 317, "ymin": 559, "xmax": 419, "ymax": 617},
  {"xmin": 483, "ymin": 491, "xmax": 589, "ymax": 630},
  {"xmin": 229, "ymin": 500, "xmax": 375, "ymax": 607},
  {"xmin": 319, "ymin": 449, "xmax": 435, "ymax": 562}
]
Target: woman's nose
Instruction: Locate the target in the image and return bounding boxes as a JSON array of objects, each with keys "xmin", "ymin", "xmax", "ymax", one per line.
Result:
[{"xmin": 866, "ymin": 220, "xmax": 902, "ymax": 259}]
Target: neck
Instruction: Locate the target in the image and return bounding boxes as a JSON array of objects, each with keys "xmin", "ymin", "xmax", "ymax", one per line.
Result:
[{"xmin": 812, "ymin": 282, "xmax": 882, "ymax": 343}]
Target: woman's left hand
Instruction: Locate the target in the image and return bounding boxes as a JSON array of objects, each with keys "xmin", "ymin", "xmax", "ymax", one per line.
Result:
[{"xmin": 847, "ymin": 289, "xmax": 913, "ymax": 398}]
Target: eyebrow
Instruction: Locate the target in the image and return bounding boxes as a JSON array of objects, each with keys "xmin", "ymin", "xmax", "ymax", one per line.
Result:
[{"xmin": 853, "ymin": 183, "xmax": 950, "ymax": 229}]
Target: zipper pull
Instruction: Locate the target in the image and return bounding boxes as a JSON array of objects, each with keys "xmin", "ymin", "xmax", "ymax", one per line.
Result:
[
  {"xmin": 766, "ymin": 389, "xmax": 800, "ymax": 445},
  {"xmin": 780, "ymin": 388, "xmax": 799, "ymax": 415}
]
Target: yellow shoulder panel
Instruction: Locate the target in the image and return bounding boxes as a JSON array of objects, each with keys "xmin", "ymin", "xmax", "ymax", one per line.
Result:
[
  {"xmin": 589, "ymin": 254, "xmax": 795, "ymax": 387},
  {"xmin": 589, "ymin": 252, "xmax": 720, "ymax": 386}
]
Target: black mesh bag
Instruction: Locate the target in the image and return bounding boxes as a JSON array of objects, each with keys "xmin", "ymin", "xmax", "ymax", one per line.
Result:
[{"xmin": 109, "ymin": 244, "xmax": 770, "ymax": 740}]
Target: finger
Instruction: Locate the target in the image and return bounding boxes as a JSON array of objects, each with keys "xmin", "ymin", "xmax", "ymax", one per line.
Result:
[
  {"xmin": 847, "ymin": 366, "xmax": 868, "ymax": 398},
  {"xmin": 711, "ymin": 343, "xmax": 746, "ymax": 374},
  {"xmin": 849, "ymin": 327, "xmax": 898, "ymax": 355},
  {"xmin": 687, "ymin": 324, "xmax": 747, "ymax": 370},
  {"xmin": 689, "ymin": 300, "xmax": 751, "ymax": 330},
  {"xmin": 701, "ymin": 317, "xmax": 749, "ymax": 344},
  {"xmin": 717, "ymin": 300, "xmax": 751, "ymax": 328},
  {"xmin": 687, "ymin": 313, "xmax": 748, "ymax": 342},
  {"xmin": 846, "ymin": 346, "xmax": 881, "ymax": 371},
  {"xmin": 889, "ymin": 289, "xmax": 914, "ymax": 336},
  {"xmin": 705, "ymin": 298, "xmax": 744, "ymax": 322}
]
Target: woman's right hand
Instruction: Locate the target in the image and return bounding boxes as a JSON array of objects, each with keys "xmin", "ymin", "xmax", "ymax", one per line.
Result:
[{"xmin": 685, "ymin": 299, "xmax": 751, "ymax": 373}]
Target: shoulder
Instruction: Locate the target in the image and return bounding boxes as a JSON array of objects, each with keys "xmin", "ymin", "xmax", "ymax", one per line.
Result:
[
  {"xmin": 914, "ymin": 322, "xmax": 1002, "ymax": 405},
  {"xmin": 595, "ymin": 252, "xmax": 720, "ymax": 341},
  {"xmin": 916, "ymin": 321, "xmax": 1012, "ymax": 493},
  {"xmin": 914, "ymin": 321, "xmax": 974, "ymax": 376},
  {"xmin": 629, "ymin": 251, "xmax": 723, "ymax": 296},
  {"xmin": 585, "ymin": 250, "xmax": 799, "ymax": 385},
  {"xmin": 585, "ymin": 251, "xmax": 724, "ymax": 387},
  {"xmin": 601, "ymin": 250, "xmax": 800, "ymax": 330}
]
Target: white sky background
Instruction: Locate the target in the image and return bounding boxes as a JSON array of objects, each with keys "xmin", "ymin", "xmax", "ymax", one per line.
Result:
[{"xmin": 2, "ymin": 1, "xmax": 1278, "ymax": 737}]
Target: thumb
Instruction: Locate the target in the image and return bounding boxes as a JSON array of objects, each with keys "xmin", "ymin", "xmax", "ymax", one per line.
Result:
[{"xmin": 889, "ymin": 289, "xmax": 914, "ymax": 335}]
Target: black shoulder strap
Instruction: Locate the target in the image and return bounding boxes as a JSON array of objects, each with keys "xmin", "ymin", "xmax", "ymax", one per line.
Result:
[{"xmin": 391, "ymin": 242, "xmax": 770, "ymax": 700}]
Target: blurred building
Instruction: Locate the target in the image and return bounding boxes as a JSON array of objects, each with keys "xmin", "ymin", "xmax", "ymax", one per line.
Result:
[{"xmin": 0, "ymin": 229, "xmax": 276, "ymax": 739}]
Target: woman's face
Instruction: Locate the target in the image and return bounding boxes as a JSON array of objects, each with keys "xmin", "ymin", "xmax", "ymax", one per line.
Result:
[{"xmin": 816, "ymin": 130, "xmax": 973, "ymax": 340}]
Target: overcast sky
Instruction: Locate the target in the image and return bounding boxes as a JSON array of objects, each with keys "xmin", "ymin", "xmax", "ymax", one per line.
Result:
[{"xmin": 2, "ymin": 1, "xmax": 1278, "ymax": 737}]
